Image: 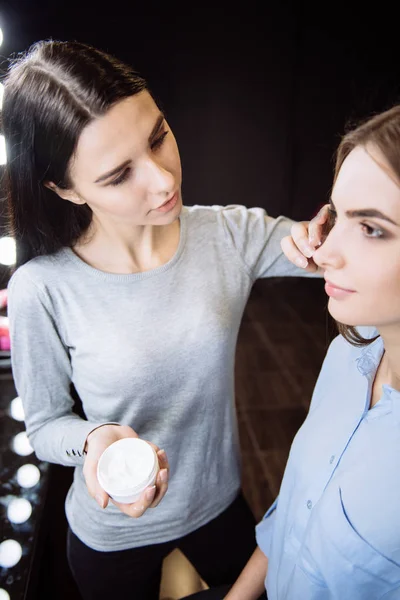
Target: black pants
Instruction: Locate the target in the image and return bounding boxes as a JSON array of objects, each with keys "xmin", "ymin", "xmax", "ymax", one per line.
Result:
[
  {"xmin": 67, "ymin": 492, "xmax": 257, "ymax": 600},
  {"xmin": 181, "ymin": 585, "xmax": 267, "ymax": 600}
]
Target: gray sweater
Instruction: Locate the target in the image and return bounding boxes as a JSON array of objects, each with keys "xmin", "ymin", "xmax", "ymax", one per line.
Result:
[{"xmin": 8, "ymin": 204, "xmax": 307, "ymax": 551}]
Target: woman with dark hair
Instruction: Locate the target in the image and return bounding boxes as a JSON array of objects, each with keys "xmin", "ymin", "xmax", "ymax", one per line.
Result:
[
  {"xmin": 186, "ymin": 105, "xmax": 400, "ymax": 600},
  {"xmin": 3, "ymin": 40, "xmax": 320, "ymax": 600}
]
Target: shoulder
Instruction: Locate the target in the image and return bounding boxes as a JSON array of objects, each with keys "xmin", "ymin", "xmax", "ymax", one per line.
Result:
[
  {"xmin": 324, "ymin": 327, "xmax": 379, "ymax": 362},
  {"xmin": 308, "ymin": 333, "xmax": 377, "ymax": 412},
  {"xmin": 320, "ymin": 330, "xmax": 382, "ymax": 386},
  {"xmin": 315, "ymin": 332, "xmax": 383, "ymax": 392},
  {"xmin": 184, "ymin": 204, "xmax": 268, "ymax": 230},
  {"xmin": 322, "ymin": 332, "xmax": 361, "ymax": 367},
  {"xmin": 183, "ymin": 203, "xmax": 282, "ymax": 250},
  {"xmin": 8, "ymin": 250, "xmax": 68, "ymax": 300}
]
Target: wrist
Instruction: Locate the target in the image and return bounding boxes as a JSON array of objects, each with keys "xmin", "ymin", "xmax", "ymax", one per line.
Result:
[{"xmin": 85, "ymin": 423, "xmax": 120, "ymax": 450}]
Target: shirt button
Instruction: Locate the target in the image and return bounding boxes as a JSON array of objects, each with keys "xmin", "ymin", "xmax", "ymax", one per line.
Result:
[
  {"xmin": 307, "ymin": 500, "xmax": 312, "ymax": 510},
  {"xmin": 329, "ymin": 455, "xmax": 335, "ymax": 464}
]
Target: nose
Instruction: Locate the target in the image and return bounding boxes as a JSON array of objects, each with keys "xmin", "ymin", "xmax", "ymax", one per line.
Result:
[
  {"xmin": 313, "ymin": 227, "xmax": 345, "ymax": 271},
  {"xmin": 144, "ymin": 155, "xmax": 175, "ymax": 197}
]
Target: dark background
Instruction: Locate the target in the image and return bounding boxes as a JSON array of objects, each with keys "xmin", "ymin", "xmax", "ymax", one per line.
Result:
[
  {"xmin": 1, "ymin": 1, "xmax": 400, "ymax": 223},
  {"xmin": 0, "ymin": 2, "xmax": 399, "ymax": 598}
]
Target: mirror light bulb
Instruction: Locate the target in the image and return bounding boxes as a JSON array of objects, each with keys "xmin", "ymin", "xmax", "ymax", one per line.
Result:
[
  {"xmin": 12, "ymin": 432, "xmax": 33, "ymax": 456},
  {"xmin": 0, "ymin": 539, "xmax": 22, "ymax": 568},
  {"xmin": 7, "ymin": 498, "xmax": 32, "ymax": 524},
  {"xmin": 16, "ymin": 464, "xmax": 40, "ymax": 488},
  {"xmin": 10, "ymin": 397, "xmax": 25, "ymax": 422}
]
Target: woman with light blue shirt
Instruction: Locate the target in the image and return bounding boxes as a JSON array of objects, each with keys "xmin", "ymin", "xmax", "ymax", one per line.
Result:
[{"xmin": 185, "ymin": 106, "xmax": 400, "ymax": 599}]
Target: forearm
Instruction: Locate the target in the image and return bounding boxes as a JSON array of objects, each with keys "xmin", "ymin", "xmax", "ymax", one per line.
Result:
[
  {"xmin": 225, "ymin": 546, "xmax": 268, "ymax": 600},
  {"xmin": 28, "ymin": 413, "xmax": 116, "ymax": 466}
]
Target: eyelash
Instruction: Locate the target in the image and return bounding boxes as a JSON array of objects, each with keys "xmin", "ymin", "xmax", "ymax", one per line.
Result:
[
  {"xmin": 109, "ymin": 130, "xmax": 169, "ymax": 187},
  {"xmin": 360, "ymin": 223, "xmax": 385, "ymax": 239},
  {"xmin": 325, "ymin": 208, "xmax": 386, "ymax": 239},
  {"xmin": 110, "ymin": 168, "xmax": 131, "ymax": 187},
  {"xmin": 151, "ymin": 130, "xmax": 169, "ymax": 150}
]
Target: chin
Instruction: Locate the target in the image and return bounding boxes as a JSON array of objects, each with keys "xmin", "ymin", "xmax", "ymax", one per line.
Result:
[
  {"xmin": 171, "ymin": 198, "xmax": 183, "ymax": 219},
  {"xmin": 168, "ymin": 204, "xmax": 182, "ymax": 223},
  {"xmin": 327, "ymin": 299, "xmax": 368, "ymax": 326}
]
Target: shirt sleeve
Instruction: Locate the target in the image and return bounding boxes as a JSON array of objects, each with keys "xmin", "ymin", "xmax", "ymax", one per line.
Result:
[
  {"xmin": 255, "ymin": 496, "xmax": 279, "ymax": 558},
  {"xmin": 219, "ymin": 204, "xmax": 321, "ymax": 280},
  {"xmin": 7, "ymin": 267, "xmax": 116, "ymax": 467}
]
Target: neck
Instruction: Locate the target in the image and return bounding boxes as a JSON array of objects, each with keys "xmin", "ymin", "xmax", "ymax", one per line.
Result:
[
  {"xmin": 74, "ymin": 216, "xmax": 180, "ymax": 274},
  {"xmin": 377, "ymin": 325, "xmax": 400, "ymax": 391}
]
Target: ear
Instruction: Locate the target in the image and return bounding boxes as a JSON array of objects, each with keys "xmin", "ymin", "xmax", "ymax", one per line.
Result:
[{"xmin": 44, "ymin": 181, "xmax": 86, "ymax": 205}]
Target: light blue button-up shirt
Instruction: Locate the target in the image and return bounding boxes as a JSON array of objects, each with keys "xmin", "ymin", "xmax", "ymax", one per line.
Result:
[{"xmin": 256, "ymin": 331, "xmax": 400, "ymax": 599}]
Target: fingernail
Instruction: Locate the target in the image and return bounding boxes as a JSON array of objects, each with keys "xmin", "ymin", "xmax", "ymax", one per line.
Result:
[
  {"xmin": 309, "ymin": 235, "xmax": 322, "ymax": 248},
  {"xmin": 158, "ymin": 449, "xmax": 166, "ymax": 457},
  {"xmin": 295, "ymin": 256, "xmax": 308, "ymax": 269},
  {"xmin": 160, "ymin": 469, "xmax": 168, "ymax": 483},
  {"xmin": 95, "ymin": 494, "xmax": 105, "ymax": 509},
  {"xmin": 301, "ymin": 244, "xmax": 314, "ymax": 258}
]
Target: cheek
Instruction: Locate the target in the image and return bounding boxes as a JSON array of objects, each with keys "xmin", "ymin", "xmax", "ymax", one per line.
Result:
[
  {"xmin": 363, "ymin": 256, "xmax": 400, "ymax": 292},
  {"xmin": 163, "ymin": 139, "xmax": 181, "ymax": 170},
  {"xmin": 378, "ymin": 265, "xmax": 400, "ymax": 308},
  {"xmin": 85, "ymin": 185, "xmax": 144, "ymax": 216},
  {"xmin": 341, "ymin": 264, "xmax": 400, "ymax": 324}
]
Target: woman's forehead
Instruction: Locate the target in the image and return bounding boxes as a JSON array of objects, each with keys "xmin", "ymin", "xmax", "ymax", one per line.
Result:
[
  {"xmin": 71, "ymin": 92, "xmax": 160, "ymax": 178},
  {"xmin": 334, "ymin": 146, "xmax": 400, "ymax": 206}
]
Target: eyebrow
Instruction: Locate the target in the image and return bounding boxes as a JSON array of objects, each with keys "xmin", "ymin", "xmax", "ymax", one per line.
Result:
[
  {"xmin": 329, "ymin": 199, "xmax": 399, "ymax": 226},
  {"xmin": 94, "ymin": 113, "xmax": 165, "ymax": 184}
]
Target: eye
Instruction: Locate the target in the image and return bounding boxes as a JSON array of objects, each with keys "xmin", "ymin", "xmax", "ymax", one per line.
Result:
[
  {"xmin": 110, "ymin": 168, "xmax": 131, "ymax": 186},
  {"xmin": 151, "ymin": 130, "xmax": 169, "ymax": 151},
  {"xmin": 361, "ymin": 223, "xmax": 384, "ymax": 238}
]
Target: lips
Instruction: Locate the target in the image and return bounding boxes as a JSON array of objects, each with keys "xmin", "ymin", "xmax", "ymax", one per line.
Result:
[
  {"xmin": 156, "ymin": 192, "xmax": 177, "ymax": 210},
  {"xmin": 324, "ymin": 279, "xmax": 355, "ymax": 293},
  {"xmin": 324, "ymin": 278, "xmax": 356, "ymax": 299}
]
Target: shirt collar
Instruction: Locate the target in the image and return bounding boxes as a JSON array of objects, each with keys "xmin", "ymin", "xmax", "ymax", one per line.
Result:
[
  {"xmin": 355, "ymin": 334, "xmax": 400, "ymax": 422},
  {"xmin": 356, "ymin": 335, "xmax": 384, "ymax": 379}
]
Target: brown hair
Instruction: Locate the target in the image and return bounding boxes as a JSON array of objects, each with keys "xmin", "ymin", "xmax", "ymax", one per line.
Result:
[{"xmin": 329, "ymin": 105, "xmax": 400, "ymax": 346}]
